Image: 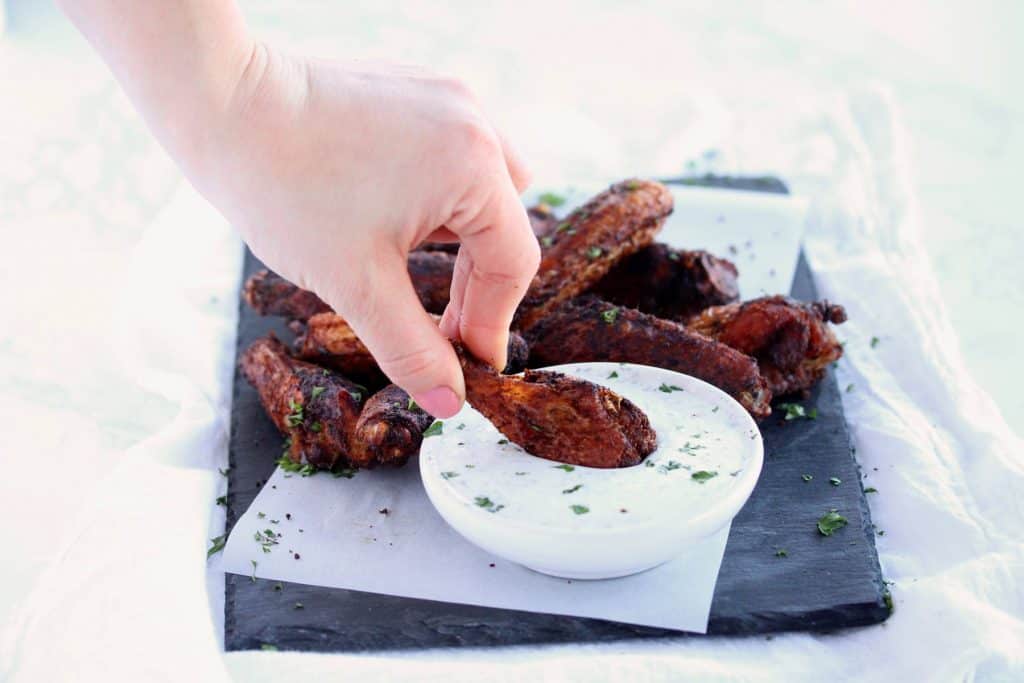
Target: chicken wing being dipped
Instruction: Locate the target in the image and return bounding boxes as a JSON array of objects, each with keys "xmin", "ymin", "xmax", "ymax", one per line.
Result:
[
  {"xmin": 294, "ymin": 311, "xmax": 531, "ymax": 389},
  {"xmin": 515, "ymin": 179, "xmax": 675, "ymax": 330},
  {"xmin": 456, "ymin": 343, "xmax": 657, "ymax": 468},
  {"xmin": 590, "ymin": 245, "xmax": 740, "ymax": 321},
  {"xmin": 350, "ymin": 384, "xmax": 435, "ymax": 468},
  {"xmin": 686, "ymin": 296, "xmax": 847, "ymax": 397},
  {"xmin": 525, "ymin": 295, "xmax": 773, "ymax": 418},
  {"xmin": 240, "ymin": 335, "xmax": 364, "ymax": 469}
]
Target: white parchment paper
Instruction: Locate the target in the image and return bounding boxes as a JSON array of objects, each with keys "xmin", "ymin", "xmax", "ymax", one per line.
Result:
[{"xmin": 220, "ymin": 186, "xmax": 809, "ymax": 633}]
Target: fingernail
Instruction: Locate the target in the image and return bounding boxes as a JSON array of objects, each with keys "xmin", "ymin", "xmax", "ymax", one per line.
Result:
[{"xmin": 413, "ymin": 386, "xmax": 462, "ymax": 419}]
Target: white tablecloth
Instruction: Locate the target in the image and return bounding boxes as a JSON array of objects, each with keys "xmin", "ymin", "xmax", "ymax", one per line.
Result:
[{"xmin": 1, "ymin": 3, "xmax": 1022, "ymax": 681}]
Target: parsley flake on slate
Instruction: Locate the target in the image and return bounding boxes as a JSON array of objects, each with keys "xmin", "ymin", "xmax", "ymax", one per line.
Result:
[
  {"xmin": 562, "ymin": 484, "xmax": 583, "ymax": 494},
  {"xmin": 817, "ymin": 509, "xmax": 848, "ymax": 536},
  {"xmin": 538, "ymin": 191, "xmax": 566, "ymax": 207},
  {"xmin": 570, "ymin": 504, "xmax": 590, "ymax": 515},
  {"xmin": 775, "ymin": 549, "xmax": 788, "ymax": 558},
  {"xmin": 802, "ymin": 474, "xmax": 813, "ymax": 482},
  {"xmin": 331, "ymin": 466, "xmax": 358, "ymax": 479},
  {"xmin": 600, "ymin": 307, "xmax": 619, "ymax": 324},
  {"xmin": 586, "ymin": 246, "xmax": 603, "ymax": 259},
  {"xmin": 554, "ymin": 464, "xmax": 575, "ymax": 472},
  {"xmin": 779, "ymin": 402, "xmax": 817, "ymax": 421},
  {"xmin": 276, "ymin": 455, "xmax": 316, "ymax": 477},
  {"xmin": 829, "ymin": 476, "xmax": 842, "ymax": 486},
  {"xmin": 207, "ymin": 534, "xmax": 227, "ymax": 559},
  {"xmin": 608, "ymin": 370, "xmax": 619, "ymax": 379},
  {"xmin": 423, "ymin": 420, "xmax": 444, "ymax": 438},
  {"xmin": 441, "ymin": 471, "xmax": 459, "ymax": 480},
  {"xmin": 308, "ymin": 421, "xmax": 322, "ymax": 433},
  {"xmin": 658, "ymin": 383, "xmax": 683, "ymax": 393},
  {"xmin": 864, "ymin": 487, "xmax": 878, "ymax": 493},
  {"xmin": 310, "ymin": 386, "xmax": 326, "ymax": 401},
  {"xmin": 691, "ymin": 470, "xmax": 718, "ymax": 483},
  {"xmin": 406, "ymin": 397, "xmax": 419, "ymax": 411}
]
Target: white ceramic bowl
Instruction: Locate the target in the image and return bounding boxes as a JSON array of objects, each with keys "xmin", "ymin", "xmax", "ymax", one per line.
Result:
[{"xmin": 420, "ymin": 362, "xmax": 764, "ymax": 579}]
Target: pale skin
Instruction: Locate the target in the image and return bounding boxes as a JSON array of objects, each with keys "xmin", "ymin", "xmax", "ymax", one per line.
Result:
[{"xmin": 59, "ymin": 0, "xmax": 540, "ymax": 418}]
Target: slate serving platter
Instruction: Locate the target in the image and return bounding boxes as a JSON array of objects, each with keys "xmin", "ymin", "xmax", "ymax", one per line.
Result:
[{"xmin": 223, "ymin": 176, "xmax": 889, "ymax": 652}]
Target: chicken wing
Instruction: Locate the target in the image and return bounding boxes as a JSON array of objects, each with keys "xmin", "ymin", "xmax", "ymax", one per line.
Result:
[
  {"xmin": 407, "ymin": 250, "xmax": 456, "ymax": 314},
  {"xmin": 243, "ymin": 270, "xmax": 331, "ymax": 322},
  {"xmin": 515, "ymin": 179, "xmax": 674, "ymax": 330},
  {"xmin": 686, "ymin": 296, "xmax": 846, "ymax": 397},
  {"xmin": 240, "ymin": 335, "xmax": 364, "ymax": 469},
  {"xmin": 590, "ymin": 245, "xmax": 740, "ymax": 321},
  {"xmin": 525, "ymin": 295, "xmax": 772, "ymax": 418},
  {"xmin": 457, "ymin": 343, "xmax": 657, "ymax": 468},
  {"xmin": 294, "ymin": 312, "xmax": 530, "ymax": 388},
  {"xmin": 350, "ymin": 384, "xmax": 435, "ymax": 468}
]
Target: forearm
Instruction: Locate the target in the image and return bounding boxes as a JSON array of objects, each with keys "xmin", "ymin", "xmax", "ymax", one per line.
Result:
[{"xmin": 58, "ymin": 0, "xmax": 254, "ymax": 171}]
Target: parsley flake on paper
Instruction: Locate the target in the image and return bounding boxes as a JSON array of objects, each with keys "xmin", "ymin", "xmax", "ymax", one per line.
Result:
[
  {"xmin": 658, "ymin": 383, "xmax": 683, "ymax": 393},
  {"xmin": 608, "ymin": 370, "xmax": 619, "ymax": 379},
  {"xmin": 562, "ymin": 484, "xmax": 583, "ymax": 494},
  {"xmin": 423, "ymin": 420, "xmax": 444, "ymax": 438},
  {"xmin": 207, "ymin": 534, "xmax": 227, "ymax": 559},
  {"xmin": 553, "ymin": 464, "xmax": 575, "ymax": 472},
  {"xmin": 570, "ymin": 504, "xmax": 590, "ymax": 515}
]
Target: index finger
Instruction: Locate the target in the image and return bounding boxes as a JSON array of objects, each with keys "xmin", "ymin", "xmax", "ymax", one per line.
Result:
[{"xmin": 447, "ymin": 176, "xmax": 540, "ymax": 369}]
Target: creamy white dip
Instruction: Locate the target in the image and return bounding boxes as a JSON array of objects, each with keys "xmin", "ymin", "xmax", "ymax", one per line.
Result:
[{"xmin": 421, "ymin": 362, "xmax": 760, "ymax": 532}]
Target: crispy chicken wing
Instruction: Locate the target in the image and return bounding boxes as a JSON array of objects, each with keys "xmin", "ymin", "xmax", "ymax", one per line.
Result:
[
  {"xmin": 457, "ymin": 343, "xmax": 657, "ymax": 468},
  {"xmin": 407, "ymin": 250, "xmax": 456, "ymax": 314},
  {"xmin": 350, "ymin": 384, "xmax": 435, "ymax": 468},
  {"xmin": 687, "ymin": 296, "xmax": 846, "ymax": 397},
  {"xmin": 515, "ymin": 179, "xmax": 674, "ymax": 330},
  {"xmin": 240, "ymin": 335, "xmax": 364, "ymax": 469},
  {"xmin": 590, "ymin": 245, "xmax": 740, "ymax": 321},
  {"xmin": 294, "ymin": 312, "xmax": 530, "ymax": 388},
  {"xmin": 525, "ymin": 296, "xmax": 772, "ymax": 418},
  {"xmin": 243, "ymin": 270, "xmax": 331, "ymax": 322}
]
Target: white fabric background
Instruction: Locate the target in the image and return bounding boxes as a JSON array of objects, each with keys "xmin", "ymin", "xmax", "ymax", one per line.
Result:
[{"xmin": 2, "ymin": 2, "xmax": 1023, "ymax": 681}]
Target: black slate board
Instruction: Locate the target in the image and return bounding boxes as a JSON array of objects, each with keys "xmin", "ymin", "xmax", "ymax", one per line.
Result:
[{"xmin": 224, "ymin": 177, "xmax": 889, "ymax": 652}]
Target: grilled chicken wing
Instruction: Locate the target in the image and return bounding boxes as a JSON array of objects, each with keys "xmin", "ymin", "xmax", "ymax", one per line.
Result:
[
  {"xmin": 515, "ymin": 179, "xmax": 674, "ymax": 330},
  {"xmin": 457, "ymin": 343, "xmax": 656, "ymax": 468},
  {"xmin": 687, "ymin": 296, "xmax": 846, "ymax": 397},
  {"xmin": 591, "ymin": 245, "xmax": 739, "ymax": 321},
  {"xmin": 243, "ymin": 270, "xmax": 331, "ymax": 322},
  {"xmin": 407, "ymin": 250, "xmax": 456, "ymax": 314},
  {"xmin": 294, "ymin": 312, "xmax": 530, "ymax": 388},
  {"xmin": 350, "ymin": 384, "xmax": 435, "ymax": 468},
  {"xmin": 240, "ymin": 335, "xmax": 364, "ymax": 469},
  {"xmin": 525, "ymin": 295, "xmax": 772, "ymax": 418}
]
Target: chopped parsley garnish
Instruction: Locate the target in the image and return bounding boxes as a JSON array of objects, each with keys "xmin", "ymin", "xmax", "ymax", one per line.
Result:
[
  {"xmin": 864, "ymin": 487, "xmax": 878, "ymax": 493},
  {"xmin": 658, "ymin": 383, "xmax": 683, "ymax": 393},
  {"xmin": 712, "ymin": 405, "xmax": 719, "ymax": 413},
  {"xmin": 331, "ymin": 465, "xmax": 358, "ymax": 479},
  {"xmin": 775, "ymin": 549, "xmax": 788, "ymax": 558},
  {"xmin": 779, "ymin": 402, "xmax": 817, "ymax": 420},
  {"xmin": 474, "ymin": 496, "xmax": 494, "ymax": 509},
  {"xmin": 285, "ymin": 398, "xmax": 304, "ymax": 427},
  {"xmin": 310, "ymin": 386, "xmax": 326, "ymax": 401},
  {"xmin": 624, "ymin": 179, "xmax": 641, "ymax": 190},
  {"xmin": 645, "ymin": 460, "xmax": 656, "ymax": 468},
  {"xmin": 276, "ymin": 455, "xmax": 316, "ymax": 477},
  {"xmin": 570, "ymin": 504, "xmax": 590, "ymax": 515},
  {"xmin": 870, "ymin": 336, "xmax": 880, "ymax": 348},
  {"xmin": 538, "ymin": 191, "xmax": 566, "ymax": 207},
  {"xmin": 679, "ymin": 441, "xmax": 703, "ymax": 456},
  {"xmin": 207, "ymin": 534, "xmax": 227, "ymax": 559},
  {"xmin": 423, "ymin": 420, "xmax": 444, "ymax": 437},
  {"xmin": 441, "ymin": 471, "xmax": 459, "ymax": 480},
  {"xmin": 308, "ymin": 421, "xmax": 322, "ymax": 433},
  {"xmin": 829, "ymin": 476, "xmax": 842, "ymax": 486},
  {"xmin": 801, "ymin": 474, "xmax": 813, "ymax": 482},
  {"xmin": 540, "ymin": 235, "xmax": 554, "ymax": 248},
  {"xmin": 600, "ymin": 307, "xmax": 619, "ymax": 324},
  {"xmin": 254, "ymin": 529, "xmax": 280, "ymax": 553},
  {"xmin": 586, "ymin": 246, "xmax": 603, "ymax": 259},
  {"xmin": 216, "ymin": 495, "xmax": 227, "ymax": 506},
  {"xmin": 407, "ymin": 397, "xmax": 419, "ymax": 411},
  {"xmin": 555, "ymin": 221, "xmax": 574, "ymax": 234},
  {"xmin": 218, "ymin": 467, "xmax": 230, "ymax": 477},
  {"xmin": 553, "ymin": 464, "xmax": 575, "ymax": 472},
  {"xmin": 260, "ymin": 643, "xmax": 277, "ymax": 651},
  {"xmin": 497, "ymin": 439, "xmax": 509, "ymax": 445},
  {"xmin": 691, "ymin": 470, "xmax": 718, "ymax": 483},
  {"xmin": 456, "ymin": 423, "xmax": 466, "ymax": 430},
  {"xmin": 257, "ymin": 512, "xmax": 266, "ymax": 519},
  {"xmin": 660, "ymin": 460, "xmax": 683, "ymax": 473},
  {"xmin": 562, "ymin": 484, "xmax": 583, "ymax": 494},
  {"xmin": 514, "ymin": 471, "xmax": 527, "ymax": 476},
  {"xmin": 608, "ymin": 370, "xmax": 619, "ymax": 379},
  {"xmin": 846, "ymin": 383, "xmax": 855, "ymax": 393},
  {"xmin": 817, "ymin": 509, "xmax": 848, "ymax": 536}
]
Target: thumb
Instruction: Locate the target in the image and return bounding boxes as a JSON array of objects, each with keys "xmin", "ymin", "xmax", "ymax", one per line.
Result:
[{"xmin": 326, "ymin": 250, "xmax": 465, "ymax": 419}]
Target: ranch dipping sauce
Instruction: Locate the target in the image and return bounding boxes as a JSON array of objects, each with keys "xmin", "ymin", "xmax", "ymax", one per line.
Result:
[{"xmin": 421, "ymin": 362, "xmax": 760, "ymax": 532}]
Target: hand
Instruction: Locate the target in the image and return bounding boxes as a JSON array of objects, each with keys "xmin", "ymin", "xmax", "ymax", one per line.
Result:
[{"xmin": 190, "ymin": 46, "xmax": 539, "ymax": 418}]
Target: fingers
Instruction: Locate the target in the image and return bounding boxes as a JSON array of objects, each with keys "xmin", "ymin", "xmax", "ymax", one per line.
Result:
[
  {"xmin": 447, "ymin": 175, "xmax": 540, "ymax": 370},
  {"xmin": 496, "ymin": 128, "xmax": 531, "ymax": 194},
  {"xmin": 326, "ymin": 250, "xmax": 465, "ymax": 418}
]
